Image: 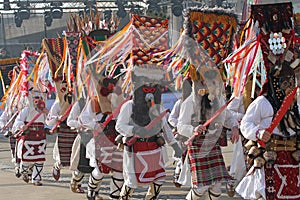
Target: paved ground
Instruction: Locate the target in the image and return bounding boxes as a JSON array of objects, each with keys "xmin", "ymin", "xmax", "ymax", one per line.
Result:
[{"xmin": 0, "ymin": 133, "xmax": 244, "ymax": 200}]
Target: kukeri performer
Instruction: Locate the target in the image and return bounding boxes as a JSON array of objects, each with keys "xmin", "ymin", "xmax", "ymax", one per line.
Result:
[
  {"xmin": 12, "ymin": 88, "xmax": 49, "ymax": 186},
  {"xmin": 177, "ymin": 69, "xmax": 239, "ymax": 200},
  {"xmin": 0, "ymin": 103, "xmax": 24, "ymax": 178},
  {"xmin": 45, "ymin": 77, "xmax": 77, "ymax": 181},
  {"xmin": 115, "ymin": 66, "xmax": 183, "ymax": 200},
  {"xmin": 79, "ymin": 75, "xmax": 125, "ymax": 200},
  {"xmin": 225, "ymin": 94, "xmax": 248, "ymax": 196},
  {"xmin": 234, "ymin": 2, "xmax": 300, "ymax": 199},
  {"xmin": 236, "ymin": 64, "xmax": 300, "ymax": 200}
]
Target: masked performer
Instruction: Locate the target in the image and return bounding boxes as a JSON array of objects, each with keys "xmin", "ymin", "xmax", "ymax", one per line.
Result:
[
  {"xmin": 233, "ymin": 2, "xmax": 300, "ymax": 199},
  {"xmin": 79, "ymin": 75, "xmax": 125, "ymax": 200},
  {"xmin": 236, "ymin": 64, "xmax": 300, "ymax": 200},
  {"xmin": 177, "ymin": 68, "xmax": 239, "ymax": 200},
  {"xmin": 115, "ymin": 66, "xmax": 183, "ymax": 200},
  {"xmin": 12, "ymin": 88, "xmax": 48, "ymax": 186},
  {"xmin": 46, "ymin": 78, "xmax": 76, "ymax": 181}
]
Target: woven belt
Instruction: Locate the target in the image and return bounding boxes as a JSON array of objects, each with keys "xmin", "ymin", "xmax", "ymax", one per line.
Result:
[
  {"xmin": 136, "ymin": 135, "xmax": 158, "ymax": 142},
  {"xmin": 27, "ymin": 127, "xmax": 44, "ymax": 131}
]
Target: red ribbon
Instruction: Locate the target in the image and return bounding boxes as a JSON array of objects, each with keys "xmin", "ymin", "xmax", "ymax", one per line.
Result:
[
  {"xmin": 125, "ymin": 109, "xmax": 170, "ymax": 146},
  {"xmin": 49, "ymin": 103, "xmax": 74, "ymax": 134},
  {"xmin": 14, "ymin": 111, "xmax": 44, "ymax": 138}
]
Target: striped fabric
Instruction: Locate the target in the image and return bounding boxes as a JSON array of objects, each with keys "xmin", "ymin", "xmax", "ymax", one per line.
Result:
[
  {"xmin": 188, "ymin": 133, "xmax": 232, "ymax": 187},
  {"xmin": 58, "ymin": 127, "xmax": 77, "ymax": 167}
]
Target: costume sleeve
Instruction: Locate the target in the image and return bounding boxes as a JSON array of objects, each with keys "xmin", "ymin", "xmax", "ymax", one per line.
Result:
[
  {"xmin": 115, "ymin": 100, "xmax": 134, "ymax": 137},
  {"xmin": 12, "ymin": 107, "xmax": 28, "ymax": 133},
  {"xmin": 168, "ymin": 99, "xmax": 181, "ymax": 128},
  {"xmin": 0, "ymin": 111, "xmax": 9, "ymax": 128},
  {"xmin": 223, "ymin": 108, "xmax": 239, "ymax": 129},
  {"xmin": 227, "ymin": 96, "xmax": 245, "ymax": 122},
  {"xmin": 67, "ymin": 101, "xmax": 81, "ymax": 129},
  {"xmin": 240, "ymin": 97, "xmax": 273, "ymax": 141},
  {"xmin": 45, "ymin": 101, "xmax": 60, "ymax": 126},
  {"xmin": 162, "ymin": 115, "xmax": 176, "ymax": 145},
  {"xmin": 78, "ymin": 99, "xmax": 98, "ymax": 130},
  {"xmin": 177, "ymin": 98, "xmax": 194, "ymax": 138}
]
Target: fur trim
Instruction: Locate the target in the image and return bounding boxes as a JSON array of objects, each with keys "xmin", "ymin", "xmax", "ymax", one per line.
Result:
[
  {"xmin": 132, "ymin": 65, "xmax": 164, "ymax": 81},
  {"xmin": 183, "ymin": 6, "xmax": 238, "ymax": 20}
]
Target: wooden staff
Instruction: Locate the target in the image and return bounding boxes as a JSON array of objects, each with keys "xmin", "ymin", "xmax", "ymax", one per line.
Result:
[
  {"xmin": 125, "ymin": 109, "xmax": 170, "ymax": 146},
  {"xmin": 185, "ymin": 97, "xmax": 235, "ymax": 146},
  {"xmin": 14, "ymin": 101, "xmax": 47, "ymax": 138},
  {"xmin": 14, "ymin": 112, "xmax": 43, "ymax": 138},
  {"xmin": 0, "ymin": 110, "xmax": 19, "ymax": 133},
  {"xmin": 49, "ymin": 103, "xmax": 74, "ymax": 134}
]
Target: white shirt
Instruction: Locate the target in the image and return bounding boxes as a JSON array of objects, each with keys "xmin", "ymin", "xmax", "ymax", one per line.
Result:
[
  {"xmin": 227, "ymin": 96, "xmax": 245, "ymax": 122},
  {"xmin": 12, "ymin": 106, "xmax": 46, "ymax": 133},
  {"xmin": 66, "ymin": 101, "xmax": 82, "ymax": 129},
  {"xmin": 45, "ymin": 101, "xmax": 61, "ymax": 126},
  {"xmin": 178, "ymin": 94, "xmax": 238, "ymax": 138},
  {"xmin": 79, "ymin": 99, "xmax": 105, "ymax": 131},
  {"xmin": 0, "ymin": 111, "xmax": 9, "ymax": 128},
  {"xmin": 240, "ymin": 95, "xmax": 296, "ymax": 141},
  {"xmin": 168, "ymin": 98, "xmax": 182, "ymax": 128}
]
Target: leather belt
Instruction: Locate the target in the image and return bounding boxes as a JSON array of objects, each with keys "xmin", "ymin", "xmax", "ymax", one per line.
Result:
[
  {"xmin": 271, "ymin": 134, "xmax": 296, "ymax": 140},
  {"xmin": 268, "ymin": 146, "xmax": 296, "ymax": 151},
  {"xmin": 270, "ymin": 138, "xmax": 296, "ymax": 146},
  {"xmin": 268, "ymin": 136, "xmax": 296, "ymax": 151}
]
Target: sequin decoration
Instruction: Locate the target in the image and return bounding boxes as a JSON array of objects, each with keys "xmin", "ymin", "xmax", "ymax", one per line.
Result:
[{"xmin": 268, "ymin": 32, "xmax": 286, "ymax": 55}]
